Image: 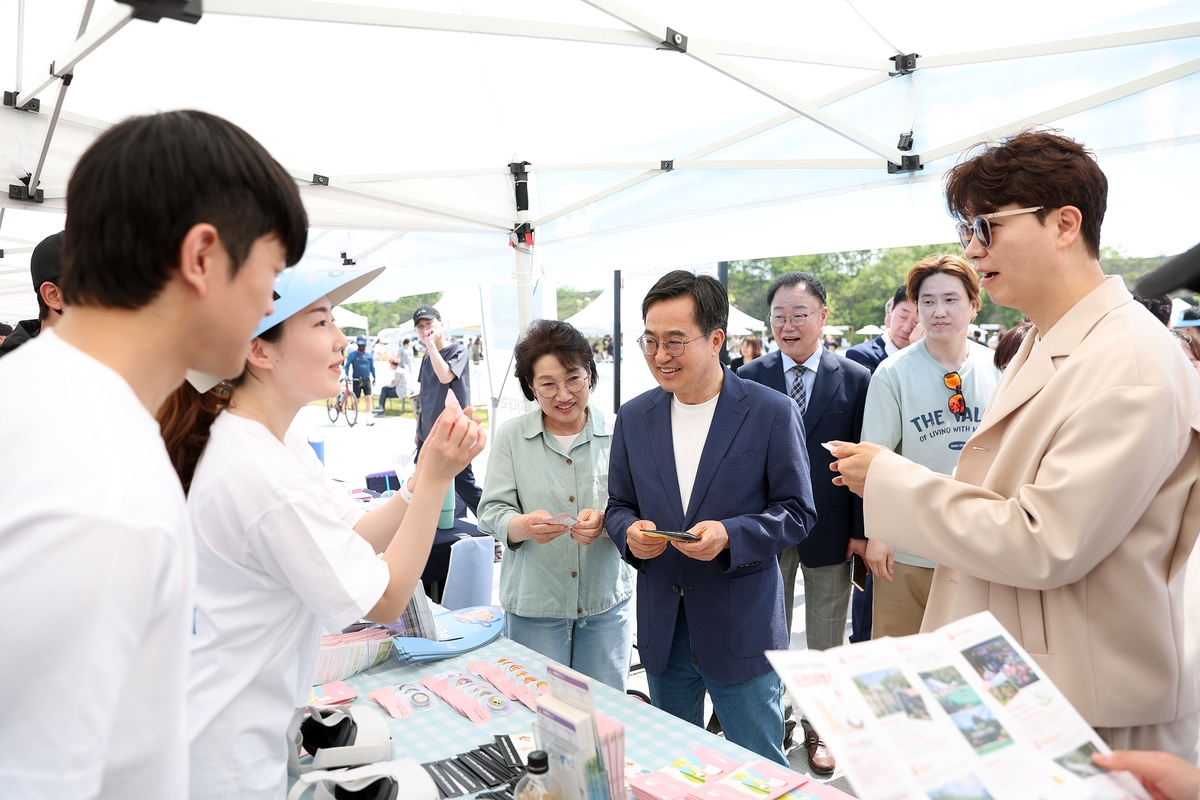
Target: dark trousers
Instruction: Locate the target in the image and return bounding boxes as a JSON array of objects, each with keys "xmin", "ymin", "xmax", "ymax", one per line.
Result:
[
  {"xmin": 850, "ymin": 573, "xmax": 873, "ymax": 643},
  {"xmin": 414, "ymin": 439, "xmax": 483, "ymax": 517}
]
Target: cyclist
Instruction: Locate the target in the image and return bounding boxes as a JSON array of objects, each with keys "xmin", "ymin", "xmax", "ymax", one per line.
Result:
[
  {"xmin": 157, "ymin": 264, "xmax": 485, "ymax": 799},
  {"xmin": 344, "ymin": 333, "xmax": 375, "ymax": 412}
]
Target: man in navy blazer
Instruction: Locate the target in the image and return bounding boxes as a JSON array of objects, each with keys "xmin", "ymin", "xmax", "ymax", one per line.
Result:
[
  {"xmin": 738, "ymin": 272, "xmax": 871, "ymax": 773},
  {"xmin": 845, "ymin": 285, "xmax": 918, "ymax": 374},
  {"xmin": 606, "ymin": 271, "xmax": 815, "ymax": 766}
]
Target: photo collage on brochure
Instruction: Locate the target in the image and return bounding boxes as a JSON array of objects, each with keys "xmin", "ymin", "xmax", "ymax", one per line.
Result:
[{"xmin": 767, "ymin": 611, "xmax": 1153, "ymax": 800}]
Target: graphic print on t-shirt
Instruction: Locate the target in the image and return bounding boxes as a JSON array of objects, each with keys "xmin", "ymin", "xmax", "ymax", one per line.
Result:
[{"xmin": 908, "ymin": 403, "xmax": 986, "ymax": 451}]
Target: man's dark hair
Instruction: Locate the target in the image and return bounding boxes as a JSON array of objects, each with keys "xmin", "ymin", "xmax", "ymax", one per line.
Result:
[
  {"xmin": 944, "ymin": 129, "xmax": 1107, "ymax": 259},
  {"xmin": 766, "ymin": 271, "xmax": 827, "ymax": 308},
  {"xmin": 0, "ymin": 323, "xmax": 12, "ymax": 337},
  {"xmin": 513, "ymin": 319, "xmax": 599, "ymax": 402},
  {"xmin": 61, "ymin": 110, "xmax": 308, "ymax": 310},
  {"xmin": 892, "ymin": 284, "xmax": 909, "ymax": 307},
  {"xmin": 641, "ymin": 270, "xmax": 728, "ymax": 335},
  {"xmin": 1132, "ymin": 293, "xmax": 1172, "ymax": 327}
]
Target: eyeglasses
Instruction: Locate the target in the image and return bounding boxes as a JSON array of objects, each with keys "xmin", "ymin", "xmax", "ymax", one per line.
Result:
[
  {"xmin": 637, "ymin": 334, "xmax": 706, "ymax": 357},
  {"xmin": 944, "ymin": 371, "xmax": 966, "ymax": 416},
  {"xmin": 536, "ymin": 374, "xmax": 587, "ymax": 399},
  {"xmin": 769, "ymin": 313, "xmax": 814, "ymax": 328},
  {"xmin": 955, "ymin": 206, "xmax": 1046, "ymax": 249}
]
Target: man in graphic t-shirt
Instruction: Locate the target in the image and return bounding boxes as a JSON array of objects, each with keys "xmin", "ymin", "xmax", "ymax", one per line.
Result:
[
  {"xmin": 414, "ymin": 304, "xmax": 483, "ymax": 514},
  {"xmin": 860, "ymin": 255, "xmax": 1000, "ymax": 639}
]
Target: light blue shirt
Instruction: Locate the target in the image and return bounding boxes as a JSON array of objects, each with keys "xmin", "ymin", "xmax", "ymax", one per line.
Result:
[
  {"xmin": 861, "ymin": 340, "xmax": 1001, "ymax": 567},
  {"xmin": 477, "ymin": 404, "xmax": 633, "ymax": 619},
  {"xmin": 779, "ymin": 347, "xmax": 823, "ymax": 407}
]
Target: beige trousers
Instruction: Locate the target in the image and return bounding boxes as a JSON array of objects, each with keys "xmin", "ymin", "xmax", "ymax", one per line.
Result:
[
  {"xmin": 1095, "ymin": 711, "xmax": 1200, "ymax": 763},
  {"xmin": 872, "ymin": 561, "xmax": 933, "ymax": 639}
]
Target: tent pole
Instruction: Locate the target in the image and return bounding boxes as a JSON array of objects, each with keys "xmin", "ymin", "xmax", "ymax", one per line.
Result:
[
  {"xmin": 613, "ymin": 269, "xmax": 621, "ymax": 414},
  {"xmin": 511, "ymin": 161, "xmax": 535, "ymax": 414},
  {"xmin": 717, "ymin": 261, "xmax": 729, "ymax": 366}
]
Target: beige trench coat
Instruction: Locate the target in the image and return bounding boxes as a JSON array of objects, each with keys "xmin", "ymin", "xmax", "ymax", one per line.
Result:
[{"xmin": 865, "ymin": 277, "xmax": 1200, "ymax": 728}]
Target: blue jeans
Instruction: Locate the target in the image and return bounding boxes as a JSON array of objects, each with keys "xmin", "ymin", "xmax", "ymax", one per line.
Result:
[
  {"xmin": 646, "ymin": 605, "xmax": 787, "ymax": 766},
  {"xmin": 505, "ymin": 599, "xmax": 633, "ymax": 692}
]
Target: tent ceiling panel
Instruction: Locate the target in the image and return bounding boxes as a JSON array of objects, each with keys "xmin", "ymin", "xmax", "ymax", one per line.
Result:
[{"xmin": 2, "ymin": 0, "xmax": 1199, "ymax": 314}]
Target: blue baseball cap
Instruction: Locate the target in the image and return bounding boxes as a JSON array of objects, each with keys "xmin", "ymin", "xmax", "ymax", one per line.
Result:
[
  {"xmin": 187, "ymin": 263, "xmax": 384, "ymax": 392},
  {"xmin": 356, "ymin": 334, "xmax": 368, "ymax": 346}
]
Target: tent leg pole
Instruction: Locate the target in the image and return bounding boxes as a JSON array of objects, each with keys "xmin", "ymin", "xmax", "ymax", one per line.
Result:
[
  {"xmin": 613, "ymin": 269, "xmax": 621, "ymax": 414},
  {"xmin": 514, "ymin": 210, "xmax": 535, "ymax": 414},
  {"xmin": 718, "ymin": 260, "xmax": 729, "ymax": 366}
]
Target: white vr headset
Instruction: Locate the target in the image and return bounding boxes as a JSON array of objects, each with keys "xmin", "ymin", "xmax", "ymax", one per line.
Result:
[
  {"xmin": 289, "ymin": 705, "xmax": 394, "ymax": 776},
  {"xmin": 286, "ymin": 759, "xmax": 437, "ymax": 800}
]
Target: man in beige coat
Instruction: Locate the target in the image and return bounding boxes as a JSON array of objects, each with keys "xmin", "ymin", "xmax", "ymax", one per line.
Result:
[{"xmin": 830, "ymin": 130, "xmax": 1200, "ymax": 759}]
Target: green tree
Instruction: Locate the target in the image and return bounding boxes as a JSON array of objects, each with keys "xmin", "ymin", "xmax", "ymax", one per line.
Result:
[
  {"xmin": 557, "ymin": 285, "xmax": 603, "ymax": 320},
  {"xmin": 341, "ymin": 292, "xmax": 442, "ymax": 333}
]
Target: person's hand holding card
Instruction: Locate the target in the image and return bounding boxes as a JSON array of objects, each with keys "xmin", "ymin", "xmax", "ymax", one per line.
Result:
[
  {"xmin": 570, "ymin": 509, "xmax": 606, "ymax": 546},
  {"xmin": 510, "ymin": 510, "xmax": 570, "ymax": 545},
  {"xmin": 626, "ymin": 520, "xmax": 668, "ymax": 560},
  {"xmin": 672, "ymin": 520, "xmax": 729, "ymax": 561}
]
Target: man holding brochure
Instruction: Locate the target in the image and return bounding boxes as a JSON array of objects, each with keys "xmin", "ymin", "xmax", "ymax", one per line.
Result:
[
  {"xmin": 606, "ymin": 270, "xmax": 815, "ymax": 765},
  {"xmin": 830, "ymin": 130, "xmax": 1200, "ymax": 759}
]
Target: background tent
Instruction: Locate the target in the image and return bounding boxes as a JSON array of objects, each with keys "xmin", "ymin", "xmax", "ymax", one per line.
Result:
[{"xmin": 332, "ymin": 305, "xmax": 369, "ymax": 332}]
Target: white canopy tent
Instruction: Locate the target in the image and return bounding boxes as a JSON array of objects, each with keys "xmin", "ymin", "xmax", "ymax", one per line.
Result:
[
  {"xmin": 1, "ymin": 0, "xmax": 1199, "ymax": 420},
  {"xmin": 332, "ymin": 305, "xmax": 368, "ymax": 331}
]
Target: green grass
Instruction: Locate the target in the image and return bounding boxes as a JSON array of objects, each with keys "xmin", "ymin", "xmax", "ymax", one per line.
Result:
[{"xmin": 308, "ymin": 398, "xmax": 489, "ymax": 429}]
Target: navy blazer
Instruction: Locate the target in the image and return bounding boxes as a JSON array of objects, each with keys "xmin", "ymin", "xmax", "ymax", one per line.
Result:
[
  {"xmin": 605, "ymin": 369, "xmax": 815, "ymax": 684},
  {"xmin": 844, "ymin": 335, "xmax": 888, "ymax": 374},
  {"xmin": 738, "ymin": 350, "xmax": 870, "ymax": 567}
]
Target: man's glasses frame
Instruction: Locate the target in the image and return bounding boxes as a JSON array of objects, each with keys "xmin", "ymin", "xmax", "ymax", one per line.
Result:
[
  {"xmin": 637, "ymin": 334, "xmax": 707, "ymax": 357},
  {"xmin": 769, "ymin": 312, "xmax": 815, "ymax": 328},
  {"xmin": 955, "ymin": 206, "xmax": 1046, "ymax": 249},
  {"xmin": 944, "ymin": 371, "xmax": 966, "ymax": 417}
]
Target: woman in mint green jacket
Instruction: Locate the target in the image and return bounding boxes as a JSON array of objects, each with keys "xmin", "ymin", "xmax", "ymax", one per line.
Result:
[{"xmin": 478, "ymin": 320, "xmax": 634, "ymax": 690}]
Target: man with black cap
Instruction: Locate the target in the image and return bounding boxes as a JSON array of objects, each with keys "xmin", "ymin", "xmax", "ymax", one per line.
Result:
[
  {"xmin": 414, "ymin": 303, "xmax": 483, "ymax": 514},
  {"xmin": 0, "ymin": 231, "xmax": 65, "ymax": 356}
]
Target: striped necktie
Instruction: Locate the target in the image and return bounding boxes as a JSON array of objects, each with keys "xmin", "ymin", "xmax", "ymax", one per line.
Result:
[{"xmin": 789, "ymin": 364, "xmax": 808, "ymax": 414}]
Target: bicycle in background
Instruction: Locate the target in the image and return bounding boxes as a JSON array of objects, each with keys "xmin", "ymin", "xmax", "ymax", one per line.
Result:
[{"xmin": 326, "ymin": 376, "xmax": 359, "ymax": 427}]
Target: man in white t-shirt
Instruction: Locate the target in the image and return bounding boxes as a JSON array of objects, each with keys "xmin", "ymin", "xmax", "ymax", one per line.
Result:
[
  {"xmin": 0, "ymin": 110, "xmax": 308, "ymax": 800},
  {"xmin": 860, "ymin": 255, "xmax": 1000, "ymax": 639},
  {"xmin": 606, "ymin": 271, "xmax": 815, "ymax": 765}
]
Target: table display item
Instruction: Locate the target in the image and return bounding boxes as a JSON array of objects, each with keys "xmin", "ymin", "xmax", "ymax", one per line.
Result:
[
  {"xmin": 286, "ymin": 758, "xmax": 437, "ymax": 800},
  {"xmin": 293, "ymin": 705, "xmax": 394, "ymax": 774},
  {"xmin": 468, "ymin": 658, "xmax": 550, "ymax": 711},
  {"xmin": 515, "ymin": 750, "xmax": 557, "ymax": 800},
  {"xmin": 420, "ymin": 735, "xmax": 531, "ymax": 799},
  {"xmin": 309, "ymin": 681, "xmax": 356, "ymax": 706},
  {"xmin": 533, "ymin": 663, "xmax": 615, "ymax": 800},
  {"xmin": 628, "ymin": 745, "xmax": 741, "ymax": 800},
  {"xmin": 392, "ymin": 606, "xmax": 505, "ymax": 664},
  {"xmin": 314, "ymin": 625, "xmax": 396, "ymax": 685},
  {"xmin": 767, "ymin": 610, "xmax": 1153, "ymax": 800},
  {"xmin": 368, "ymin": 682, "xmax": 441, "ymax": 719}
]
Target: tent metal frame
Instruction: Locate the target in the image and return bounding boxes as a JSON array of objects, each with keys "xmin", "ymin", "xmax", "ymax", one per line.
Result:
[{"xmin": 4, "ymin": 0, "xmax": 1200, "ymax": 346}]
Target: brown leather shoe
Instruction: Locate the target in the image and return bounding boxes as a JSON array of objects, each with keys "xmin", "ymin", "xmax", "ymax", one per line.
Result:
[{"xmin": 802, "ymin": 722, "xmax": 836, "ymax": 775}]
